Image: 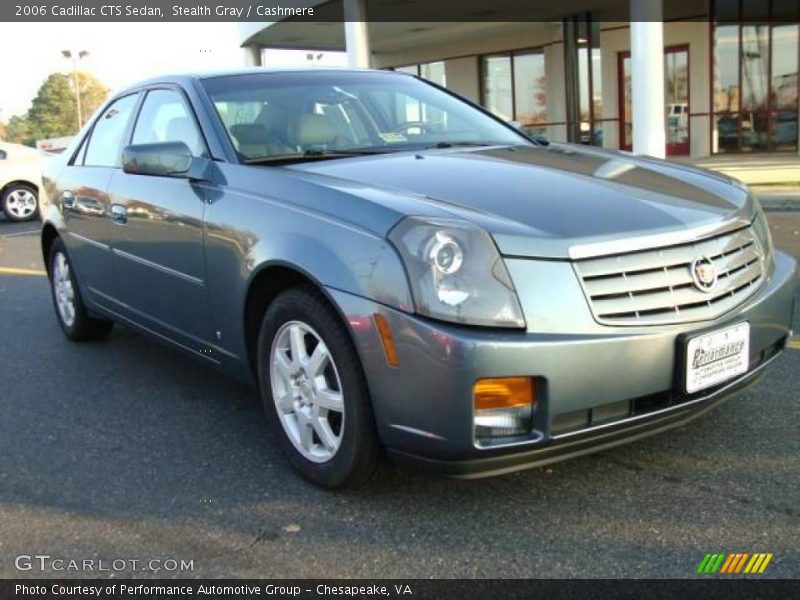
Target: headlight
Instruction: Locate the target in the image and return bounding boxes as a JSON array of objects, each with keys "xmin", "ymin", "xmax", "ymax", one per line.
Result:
[
  {"xmin": 752, "ymin": 204, "xmax": 773, "ymax": 266},
  {"xmin": 388, "ymin": 217, "xmax": 525, "ymax": 328}
]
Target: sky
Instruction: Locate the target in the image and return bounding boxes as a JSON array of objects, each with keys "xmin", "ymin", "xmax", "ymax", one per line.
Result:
[{"xmin": 0, "ymin": 22, "xmax": 346, "ymax": 122}]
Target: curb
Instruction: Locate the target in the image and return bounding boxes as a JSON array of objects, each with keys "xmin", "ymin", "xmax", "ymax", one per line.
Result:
[{"xmin": 756, "ymin": 195, "xmax": 800, "ymax": 212}]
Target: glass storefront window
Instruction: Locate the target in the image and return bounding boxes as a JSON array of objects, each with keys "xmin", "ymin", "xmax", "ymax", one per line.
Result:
[
  {"xmin": 591, "ymin": 47, "xmax": 603, "ymax": 137},
  {"xmin": 482, "ymin": 49, "xmax": 552, "ymax": 137},
  {"xmin": 741, "ymin": 25, "xmax": 769, "ymax": 113},
  {"xmin": 395, "ymin": 65, "xmax": 418, "ymax": 76},
  {"xmin": 420, "ymin": 61, "xmax": 446, "ymax": 87},
  {"xmin": 394, "ymin": 62, "xmax": 447, "ymax": 87},
  {"xmin": 482, "ymin": 55, "xmax": 513, "ymax": 122},
  {"xmin": 772, "ymin": 24, "xmax": 799, "ymax": 150},
  {"xmin": 712, "ymin": 1, "xmax": 799, "ymax": 153},
  {"xmin": 713, "ymin": 25, "xmax": 739, "ymax": 114},
  {"xmin": 619, "ymin": 47, "xmax": 690, "ymax": 155},
  {"xmin": 665, "ymin": 49, "xmax": 690, "ymax": 154},
  {"xmin": 715, "ymin": 114, "xmax": 740, "ymax": 153},
  {"xmin": 512, "ymin": 51, "xmax": 547, "ymax": 133}
]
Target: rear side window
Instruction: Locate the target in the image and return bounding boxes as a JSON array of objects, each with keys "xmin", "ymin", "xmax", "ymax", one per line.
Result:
[
  {"xmin": 132, "ymin": 89, "xmax": 204, "ymax": 156},
  {"xmin": 84, "ymin": 94, "xmax": 139, "ymax": 167},
  {"xmin": 0, "ymin": 149, "xmax": 6, "ymax": 160}
]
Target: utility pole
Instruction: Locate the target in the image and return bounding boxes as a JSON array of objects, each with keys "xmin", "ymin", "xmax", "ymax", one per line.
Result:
[{"xmin": 61, "ymin": 50, "xmax": 89, "ymax": 129}]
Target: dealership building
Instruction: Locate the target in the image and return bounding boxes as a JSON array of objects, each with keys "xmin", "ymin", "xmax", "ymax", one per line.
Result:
[{"xmin": 238, "ymin": 0, "xmax": 800, "ymax": 160}]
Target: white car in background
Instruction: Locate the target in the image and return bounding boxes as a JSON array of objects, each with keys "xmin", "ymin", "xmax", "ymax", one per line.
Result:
[{"xmin": 0, "ymin": 142, "xmax": 49, "ymax": 222}]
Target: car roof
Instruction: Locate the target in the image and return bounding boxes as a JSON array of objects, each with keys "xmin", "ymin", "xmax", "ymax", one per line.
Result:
[{"xmin": 116, "ymin": 67, "xmax": 408, "ymax": 94}]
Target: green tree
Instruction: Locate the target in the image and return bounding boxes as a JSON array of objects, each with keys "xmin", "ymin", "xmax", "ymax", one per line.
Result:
[
  {"xmin": 74, "ymin": 71, "xmax": 109, "ymax": 124},
  {"xmin": 4, "ymin": 114, "xmax": 32, "ymax": 145},
  {"xmin": 26, "ymin": 73, "xmax": 77, "ymax": 141},
  {"xmin": 3, "ymin": 71, "xmax": 109, "ymax": 145}
]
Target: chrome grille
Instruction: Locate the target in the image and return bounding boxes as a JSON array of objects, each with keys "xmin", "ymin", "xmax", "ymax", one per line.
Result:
[{"xmin": 573, "ymin": 225, "xmax": 764, "ymax": 325}]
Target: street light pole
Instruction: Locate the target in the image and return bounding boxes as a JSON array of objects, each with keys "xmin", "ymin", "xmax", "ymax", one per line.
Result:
[{"xmin": 61, "ymin": 50, "xmax": 89, "ymax": 130}]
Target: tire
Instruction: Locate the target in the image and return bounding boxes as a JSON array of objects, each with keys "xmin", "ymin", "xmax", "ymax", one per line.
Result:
[
  {"xmin": 257, "ymin": 286, "xmax": 380, "ymax": 489},
  {"xmin": 2, "ymin": 183, "xmax": 39, "ymax": 222},
  {"xmin": 48, "ymin": 237, "xmax": 113, "ymax": 341}
]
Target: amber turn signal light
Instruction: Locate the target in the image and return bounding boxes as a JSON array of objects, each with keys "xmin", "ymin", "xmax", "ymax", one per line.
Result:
[
  {"xmin": 373, "ymin": 313, "xmax": 398, "ymax": 367},
  {"xmin": 474, "ymin": 377, "xmax": 535, "ymax": 411}
]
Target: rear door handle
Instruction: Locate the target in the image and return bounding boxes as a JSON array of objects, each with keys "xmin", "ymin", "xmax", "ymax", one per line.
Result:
[
  {"xmin": 61, "ymin": 191, "xmax": 75, "ymax": 209},
  {"xmin": 110, "ymin": 204, "xmax": 127, "ymax": 225}
]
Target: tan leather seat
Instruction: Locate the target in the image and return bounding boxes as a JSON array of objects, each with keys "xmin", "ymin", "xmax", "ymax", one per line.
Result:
[
  {"xmin": 292, "ymin": 114, "xmax": 337, "ymax": 148},
  {"xmin": 164, "ymin": 117, "xmax": 202, "ymax": 155},
  {"xmin": 230, "ymin": 123, "xmax": 294, "ymax": 159}
]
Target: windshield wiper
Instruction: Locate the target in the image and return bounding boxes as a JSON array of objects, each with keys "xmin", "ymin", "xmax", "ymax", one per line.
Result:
[
  {"xmin": 245, "ymin": 149, "xmax": 388, "ymax": 165},
  {"xmin": 422, "ymin": 141, "xmax": 498, "ymax": 150}
]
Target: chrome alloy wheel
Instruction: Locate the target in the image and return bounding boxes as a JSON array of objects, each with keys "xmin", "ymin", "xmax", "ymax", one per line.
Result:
[
  {"xmin": 53, "ymin": 252, "xmax": 76, "ymax": 327},
  {"xmin": 5, "ymin": 188, "xmax": 37, "ymax": 219},
  {"xmin": 270, "ymin": 320, "xmax": 345, "ymax": 463}
]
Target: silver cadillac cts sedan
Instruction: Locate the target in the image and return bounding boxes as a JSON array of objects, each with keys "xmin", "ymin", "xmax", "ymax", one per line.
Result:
[{"xmin": 40, "ymin": 69, "xmax": 797, "ymax": 488}]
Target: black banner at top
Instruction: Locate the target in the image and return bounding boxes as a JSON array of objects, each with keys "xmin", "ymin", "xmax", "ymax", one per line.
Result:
[{"xmin": 2, "ymin": 0, "xmax": 800, "ymax": 22}]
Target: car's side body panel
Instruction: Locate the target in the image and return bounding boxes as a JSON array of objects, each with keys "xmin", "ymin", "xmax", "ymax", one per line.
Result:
[
  {"xmin": 57, "ymin": 166, "xmax": 115, "ymax": 302},
  {"xmin": 105, "ymin": 168, "xmax": 212, "ymax": 349},
  {"xmin": 200, "ymin": 161, "xmax": 414, "ymax": 380}
]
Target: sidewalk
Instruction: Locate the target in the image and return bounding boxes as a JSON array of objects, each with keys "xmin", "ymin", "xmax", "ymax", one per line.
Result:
[
  {"xmin": 673, "ymin": 153, "xmax": 800, "ymax": 186},
  {"xmin": 669, "ymin": 153, "xmax": 800, "ymax": 211}
]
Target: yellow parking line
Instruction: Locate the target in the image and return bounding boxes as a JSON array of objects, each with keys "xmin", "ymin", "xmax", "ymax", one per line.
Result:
[
  {"xmin": 0, "ymin": 266, "xmax": 47, "ymax": 277},
  {"xmin": 788, "ymin": 338, "xmax": 800, "ymax": 351}
]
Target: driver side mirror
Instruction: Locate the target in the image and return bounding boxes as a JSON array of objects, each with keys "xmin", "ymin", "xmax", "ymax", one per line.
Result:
[{"xmin": 122, "ymin": 142, "xmax": 209, "ymax": 180}]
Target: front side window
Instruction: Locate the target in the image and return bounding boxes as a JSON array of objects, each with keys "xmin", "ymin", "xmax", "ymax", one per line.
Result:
[
  {"xmin": 202, "ymin": 71, "xmax": 527, "ymax": 162},
  {"xmin": 83, "ymin": 94, "xmax": 139, "ymax": 167},
  {"xmin": 0, "ymin": 149, "xmax": 6, "ymax": 160},
  {"xmin": 132, "ymin": 89, "xmax": 204, "ymax": 156}
]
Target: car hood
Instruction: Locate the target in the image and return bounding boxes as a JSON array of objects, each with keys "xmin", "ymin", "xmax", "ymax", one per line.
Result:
[{"xmin": 287, "ymin": 144, "xmax": 755, "ymax": 258}]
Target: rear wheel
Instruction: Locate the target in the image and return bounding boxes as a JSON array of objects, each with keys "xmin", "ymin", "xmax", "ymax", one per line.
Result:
[
  {"xmin": 2, "ymin": 184, "xmax": 39, "ymax": 222},
  {"xmin": 257, "ymin": 287, "xmax": 380, "ymax": 488},
  {"xmin": 48, "ymin": 237, "xmax": 113, "ymax": 341}
]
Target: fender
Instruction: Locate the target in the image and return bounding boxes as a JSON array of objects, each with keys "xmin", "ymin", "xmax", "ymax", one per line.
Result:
[{"xmin": 202, "ymin": 178, "xmax": 414, "ymax": 367}]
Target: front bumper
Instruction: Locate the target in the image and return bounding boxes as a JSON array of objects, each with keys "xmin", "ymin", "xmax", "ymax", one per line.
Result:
[{"xmin": 329, "ymin": 250, "xmax": 797, "ymax": 478}]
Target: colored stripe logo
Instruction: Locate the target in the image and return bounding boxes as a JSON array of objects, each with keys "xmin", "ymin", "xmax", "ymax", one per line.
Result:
[{"xmin": 697, "ymin": 552, "xmax": 773, "ymax": 574}]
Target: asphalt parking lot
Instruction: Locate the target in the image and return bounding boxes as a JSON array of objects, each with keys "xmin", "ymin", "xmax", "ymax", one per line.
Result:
[{"xmin": 0, "ymin": 212, "xmax": 798, "ymax": 579}]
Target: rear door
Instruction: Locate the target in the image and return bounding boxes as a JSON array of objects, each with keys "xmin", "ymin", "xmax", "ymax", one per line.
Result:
[
  {"xmin": 58, "ymin": 93, "xmax": 139, "ymax": 306},
  {"xmin": 106, "ymin": 87, "xmax": 213, "ymax": 348}
]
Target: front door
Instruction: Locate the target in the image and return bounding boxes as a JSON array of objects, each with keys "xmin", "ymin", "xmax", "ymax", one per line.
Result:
[
  {"xmin": 58, "ymin": 93, "xmax": 140, "ymax": 306},
  {"xmin": 619, "ymin": 45, "xmax": 690, "ymax": 156},
  {"xmin": 106, "ymin": 87, "xmax": 212, "ymax": 348}
]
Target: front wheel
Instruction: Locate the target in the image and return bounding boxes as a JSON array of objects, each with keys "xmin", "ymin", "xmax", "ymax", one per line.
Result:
[
  {"xmin": 257, "ymin": 287, "xmax": 380, "ymax": 489},
  {"xmin": 2, "ymin": 184, "xmax": 39, "ymax": 222},
  {"xmin": 48, "ymin": 238, "xmax": 113, "ymax": 341}
]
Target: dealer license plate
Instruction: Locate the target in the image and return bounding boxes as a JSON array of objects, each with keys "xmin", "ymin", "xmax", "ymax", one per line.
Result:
[{"xmin": 685, "ymin": 322, "xmax": 750, "ymax": 394}]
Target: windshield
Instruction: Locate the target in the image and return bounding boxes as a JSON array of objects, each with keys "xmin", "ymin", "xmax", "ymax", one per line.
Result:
[{"xmin": 201, "ymin": 71, "xmax": 530, "ymax": 162}]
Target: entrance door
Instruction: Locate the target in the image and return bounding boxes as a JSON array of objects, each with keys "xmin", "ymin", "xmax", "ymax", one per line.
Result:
[{"xmin": 619, "ymin": 45, "xmax": 690, "ymax": 155}]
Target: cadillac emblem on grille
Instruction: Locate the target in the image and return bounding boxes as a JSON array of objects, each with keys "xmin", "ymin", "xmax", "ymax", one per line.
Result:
[{"xmin": 691, "ymin": 256, "xmax": 718, "ymax": 292}]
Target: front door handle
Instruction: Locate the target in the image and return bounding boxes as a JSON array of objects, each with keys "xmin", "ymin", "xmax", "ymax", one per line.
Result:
[
  {"xmin": 61, "ymin": 191, "xmax": 75, "ymax": 209},
  {"xmin": 110, "ymin": 204, "xmax": 128, "ymax": 225}
]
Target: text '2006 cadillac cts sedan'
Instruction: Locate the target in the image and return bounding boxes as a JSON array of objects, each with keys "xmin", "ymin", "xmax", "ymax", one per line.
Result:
[{"xmin": 40, "ymin": 69, "xmax": 797, "ymax": 488}]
